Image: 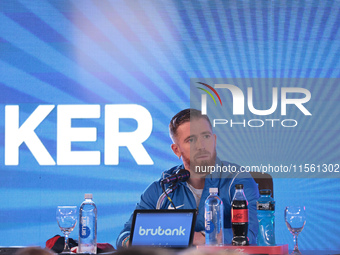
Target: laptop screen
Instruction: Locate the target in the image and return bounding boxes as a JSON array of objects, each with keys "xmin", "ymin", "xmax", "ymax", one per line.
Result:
[{"xmin": 129, "ymin": 209, "xmax": 197, "ymax": 249}]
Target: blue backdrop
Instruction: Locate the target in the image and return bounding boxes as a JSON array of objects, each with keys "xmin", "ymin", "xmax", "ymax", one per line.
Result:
[{"xmin": 0, "ymin": 0, "xmax": 339, "ymax": 251}]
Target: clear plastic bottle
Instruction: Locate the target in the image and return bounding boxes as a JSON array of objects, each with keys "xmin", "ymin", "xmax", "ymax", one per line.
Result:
[
  {"xmin": 205, "ymin": 187, "xmax": 224, "ymax": 246},
  {"xmin": 231, "ymin": 184, "xmax": 249, "ymax": 246},
  {"xmin": 257, "ymin": 189, "xmax": 275, "ymax": 246},
  {"xmin": 79, "ymin": 193, "xmax": 97, "ymax": 254}
]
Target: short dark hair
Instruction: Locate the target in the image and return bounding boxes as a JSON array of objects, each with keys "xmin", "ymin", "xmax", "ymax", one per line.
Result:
[
  {"xmin": 169, "ymin": 108, "xmax": 212, "ymax": 141},
  {"xmin": 15, "ymin": 247, "xmax": 54, "ymax": 255}
]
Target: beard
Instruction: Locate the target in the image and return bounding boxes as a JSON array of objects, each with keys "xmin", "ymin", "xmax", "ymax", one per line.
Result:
[{"xmin": 182, "ymin": 148, "xmax": 217, "ymax": 176}]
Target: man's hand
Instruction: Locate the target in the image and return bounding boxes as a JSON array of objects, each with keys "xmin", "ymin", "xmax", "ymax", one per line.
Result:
[{"xmin": 192, "ymin": 231, "xmax": 206, "ymax": 246}]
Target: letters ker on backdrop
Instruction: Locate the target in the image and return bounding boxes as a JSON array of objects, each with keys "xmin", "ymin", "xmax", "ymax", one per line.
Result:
[{"xmin": 4, "ymin": 104, "xmax": 154, "ymax": 166}]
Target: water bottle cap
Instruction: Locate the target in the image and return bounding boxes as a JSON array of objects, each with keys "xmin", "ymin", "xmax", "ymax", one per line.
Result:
[
  {"xmin": 209, "ymin": 187, "xmax": 218, "ymax": 193},
  {"xmin": 259, "ymin": 189, "xmax": 271, "ymax": 195},
  {"xmin": 235, "ymin": 184, "xmax": 243, "ymax": 189},
  {"xmin": 85, "ymin": 193, "xmax": 93, "ymax": 199}
]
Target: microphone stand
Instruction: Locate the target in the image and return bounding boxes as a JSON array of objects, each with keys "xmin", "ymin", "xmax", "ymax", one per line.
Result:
[{"xmin": 161, "ymin": 181, "xmax": 177, "ymax": 210}]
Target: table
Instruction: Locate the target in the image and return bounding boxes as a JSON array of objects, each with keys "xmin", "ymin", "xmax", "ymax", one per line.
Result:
[
  {"xmin": 0, "ymin": 247, "xmax": 22, "ymax": 255},
  {"xmin": 196, "ymin": 245, "xmax": 340, "ymax": 255},
  {"xmin": 197, "ymin": 244, "xmax": 288, "ymax": 254},
  {"xmin": 1, "ymin": 246, "xmax": 340, "ymax": 255}
]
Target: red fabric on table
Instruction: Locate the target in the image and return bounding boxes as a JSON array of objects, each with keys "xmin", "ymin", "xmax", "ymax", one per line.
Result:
[
  {"xmin": 45, "ymin": 235, "xmax": 77, "ymax": 253},
  {"xmin": 46, "ymin": 235, "xmax": 115, "ymax": 253},
  {"xmin": 46, "ymin": 235, "xmax": 61, "ymax": 249}
]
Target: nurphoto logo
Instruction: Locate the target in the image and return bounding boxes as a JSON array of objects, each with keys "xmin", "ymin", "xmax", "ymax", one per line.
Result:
[{"xmin": 196, "ymin": 82, "xmax": 312, "ymax": 128}]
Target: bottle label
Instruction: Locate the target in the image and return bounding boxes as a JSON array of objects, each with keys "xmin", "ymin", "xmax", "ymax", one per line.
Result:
[
  {"xmin": 205, "ymin": 220, "xmax": 215, "ymax": 234},
  {"xmin": 231, "ymin": 209, "xmax": 248, "ymax": 223},
  {"xmin": 80, "ymin": 216, "xmax": 91, "ymax": 238},
  {"xmin": 205, "ymin": 211, "xmax": 215, "ymax": 234},
  {"xmin": 205, "ymin": 211, "xmax": 212, "ymax": 221},
  {"xmin": 257, "ymin": 201, "xmax": 275, "ymax": 211}
]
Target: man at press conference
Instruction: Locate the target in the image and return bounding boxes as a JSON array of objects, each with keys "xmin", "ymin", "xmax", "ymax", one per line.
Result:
[{"xmin": 116, "ymin": 108, "xmax": 259, "ymax": 247}]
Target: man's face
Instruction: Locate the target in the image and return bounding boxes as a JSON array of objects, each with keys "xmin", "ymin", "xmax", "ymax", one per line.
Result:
[{"xmin": 171, "ymin": 118, "xmax": 217, "ymax": 175}]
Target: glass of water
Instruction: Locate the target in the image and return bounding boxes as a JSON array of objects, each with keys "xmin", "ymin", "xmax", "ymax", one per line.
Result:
[
  {"xmin": 284, "ymin": 206, "xmax": 306, "ymax": 254},
  {"xmin": 56, "ymin": 206, "xmax": 77, "ymax": 253}
]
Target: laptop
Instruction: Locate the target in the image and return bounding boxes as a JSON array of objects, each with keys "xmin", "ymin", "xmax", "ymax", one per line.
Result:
[{"xmin": 129, "ymin": 209, "xmax": 197, "ymax": 249}]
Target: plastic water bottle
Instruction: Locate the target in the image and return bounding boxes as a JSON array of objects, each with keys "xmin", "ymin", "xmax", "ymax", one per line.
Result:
[
  {"xmin": 257, "ymin": 189, "xmax": 275, "ymax": 246},
  {"xmin": 205, "ymin": 187, "xmax": 224, "ymax": 246},
  {"xmin": 79, "ymin": 193, "xmax": 97, "ymax": 254}
]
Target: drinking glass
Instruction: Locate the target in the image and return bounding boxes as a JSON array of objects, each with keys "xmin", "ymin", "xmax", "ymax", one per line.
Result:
[
  {"xmin": 56, "ymin": 206, "xmax": 77, "ymax": 253},
  {"xmin": 284, "ymin": 206, "xmax": 306, "ymax": 254}
]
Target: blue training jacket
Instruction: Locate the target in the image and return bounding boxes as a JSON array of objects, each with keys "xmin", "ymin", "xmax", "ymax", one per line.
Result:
[{"xmin": 116, "ymin": 158, "xmax": 259, "ymax": 247}]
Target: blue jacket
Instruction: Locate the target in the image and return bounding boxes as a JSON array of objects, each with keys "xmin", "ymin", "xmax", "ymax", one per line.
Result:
[{"xmin": 116, "ymin": 158, "xmax": 259, "ymax": 247}]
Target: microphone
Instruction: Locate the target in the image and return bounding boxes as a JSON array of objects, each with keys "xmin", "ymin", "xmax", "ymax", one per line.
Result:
[{"xmin": 161, "ymin": 169, "xmax": 190, "ymax": 184}]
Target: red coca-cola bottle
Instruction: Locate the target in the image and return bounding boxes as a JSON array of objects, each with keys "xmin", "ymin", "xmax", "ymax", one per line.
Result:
[{"xmin": 231, "ymin": 184, "xmax": 249, "ymax": 246}]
